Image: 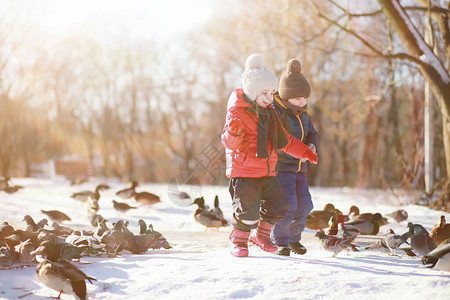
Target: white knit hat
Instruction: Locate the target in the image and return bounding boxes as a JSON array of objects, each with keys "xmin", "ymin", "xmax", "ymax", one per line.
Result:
[{"xmin": 241, "ymin": 54, "xmax": 277, "ymax": 101}]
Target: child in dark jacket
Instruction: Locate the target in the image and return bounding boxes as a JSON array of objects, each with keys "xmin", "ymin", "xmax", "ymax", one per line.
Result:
[
  {"xmin": 221, "ymin": 54, "xmax": 317, "ymax": 257},
  {"xmin": 271, "ymin": 59, "xmax": 317, "ymax": 256}
]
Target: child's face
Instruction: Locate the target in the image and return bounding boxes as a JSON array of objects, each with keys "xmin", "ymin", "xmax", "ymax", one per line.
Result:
[
  {"xmin": 255, "ymin": 89, "xmax": 276, "ymax": 108},
  {"xmin": 287, "ymin": 97, "xmax": 307, "ymax": 108}
]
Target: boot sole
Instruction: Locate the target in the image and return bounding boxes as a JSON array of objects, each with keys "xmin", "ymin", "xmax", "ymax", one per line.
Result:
[
  {"xmin": 289, "ymin": 248, "xmax": 307, "ymax": 255},
  {"xmin": 249, "ymin": 238, "xmax": 277, "ymax": 253}
]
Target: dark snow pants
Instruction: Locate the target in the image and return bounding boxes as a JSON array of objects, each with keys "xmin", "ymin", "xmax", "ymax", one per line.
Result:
[
  {"xmin": 228, "ymin": 177, "xmax": 289, "ymax": 232},
  {"xmin": 271, "ymin": 171, "xmax": 313, "ymax": 246}
]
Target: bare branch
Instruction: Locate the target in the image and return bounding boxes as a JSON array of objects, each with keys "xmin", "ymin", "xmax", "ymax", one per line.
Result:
[
  {"xmin": 310, "ymin": 1, "xmax": 386, "ymax": 56},
  {"xmin": 300, "ymin": 15, "xmax": 345, "ymax": 44},
  {"xmin": 339, "ymin": 6, "xmax": 450, "ymax": 18}
]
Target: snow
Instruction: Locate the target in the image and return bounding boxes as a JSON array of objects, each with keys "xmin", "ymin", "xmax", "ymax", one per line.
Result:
[{"xmin": 0, "ymin": 177, "xmax": 449, "ymax": 300}]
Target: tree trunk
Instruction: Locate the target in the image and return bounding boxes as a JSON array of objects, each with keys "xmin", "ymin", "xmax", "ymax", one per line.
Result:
[
  {"xmin": 378, "ymin": 0, "xmax": 450, "ymax": 208},
  {"xmin": 357, "ymin": 103, "xmax": 379, "ymax": 188}
]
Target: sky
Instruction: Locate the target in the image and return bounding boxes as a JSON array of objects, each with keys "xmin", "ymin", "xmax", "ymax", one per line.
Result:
[
  {"xmin": 3, "ymin": 0, "xmax": 217, "ymax": 44},
  {"xmin": 0, "ymin": 177, "xmax": 449, "ymax": 299}
]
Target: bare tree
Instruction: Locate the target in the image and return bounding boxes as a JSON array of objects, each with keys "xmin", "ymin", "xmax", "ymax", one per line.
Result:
[{"xmin": 310, "ymin": 0, "xmax": 449, "ymax": 208}]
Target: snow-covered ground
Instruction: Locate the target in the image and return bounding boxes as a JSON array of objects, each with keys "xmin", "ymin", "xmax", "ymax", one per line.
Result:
[{"xmin": 0, "ymin": 177, "xmax": 449, "ymax": 300}]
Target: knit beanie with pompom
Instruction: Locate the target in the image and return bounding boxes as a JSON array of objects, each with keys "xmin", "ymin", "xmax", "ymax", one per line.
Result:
[
  {"xmin": 278, "ymin": 59, "xmax": 311, "ymax": 100},
  {"xmin": 241, "ymin": 54, "xmax": 278, "ymax": 101}
]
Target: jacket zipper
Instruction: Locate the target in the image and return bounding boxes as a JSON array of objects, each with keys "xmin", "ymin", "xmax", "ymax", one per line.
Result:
[{"xmin": 296, "ymin": 114, "xmax": 305, "ymax": 172}]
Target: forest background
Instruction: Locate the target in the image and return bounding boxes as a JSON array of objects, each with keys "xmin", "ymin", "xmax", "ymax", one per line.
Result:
[{"xmin": 1, "ymin": 0, "xmax": 449, "ymax": 209}]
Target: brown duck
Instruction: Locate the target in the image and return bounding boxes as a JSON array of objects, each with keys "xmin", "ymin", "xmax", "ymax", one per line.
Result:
[
  {"xmin": 192, "ymin": 197, "xmax": 228, "ymax": 231},
  {"xmin": 71, "ymin": 184, "xmax": 107, "ymax": 202},
  {"xmin": 306, "ymin": 203, "xmax": 336, "ymax": 230},
  {"xmin": 36, "ymin": 245, "xmax": 96, "ymax": 300},
  {"xmin": 116, "ymin": 181, "xmax": 139, "ymax": 199},
  {"xmin": 133, "ymin": 191, "xmax": 161, "ymax": 205},
  {"xmin": 430, "ymin": 215, "xmax": 450, "ymax": 246},
  {"xmin": 343, "ymin": 213, "xmax": 383, "ymax": 235},
  {"xmin": 112, "ymin": 200, "xmax": 137, "ymax": 213},
  {"xmin": 41, "ymin": 210, "xmax": 71, "ymax": 223}
]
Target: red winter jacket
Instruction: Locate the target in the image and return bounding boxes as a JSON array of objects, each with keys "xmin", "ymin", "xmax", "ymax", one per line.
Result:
[{"xmin": 221, "ymin": 89, "xmax": 310, "ymax": 178}]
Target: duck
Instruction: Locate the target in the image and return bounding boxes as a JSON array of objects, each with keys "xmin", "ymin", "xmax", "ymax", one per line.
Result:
[
  {"xmin": 112, "ymin": 200, "xmax": 137, "ymax": 213},
  {"xmin": 326, "ymin": 216, "xmax": 339, "ymax": 236},
  {"xmin": 343, "ymin": 213, "xmax": 383, "ymax": 235},
  {"xmin": 36, "ymin": 255, "xmax": 96, "ymax": 300},
  {"xmin": 132, "ymin": 191, "xmax": 161, "ymax": 205},
  {"xmin": 429, "ymin": 215, "xmax": 450, "ymax": 245},
  {"xmin": 116, "ymin": 181, "xmax": 139, "ymax": 199},
  {"xmin": 349, "ymin": 207, "xmax": 388, "ymax": 225},
  {"xmin": 71, "ymin": 184, "xmax": 107, "ymax": 202},
  {"xmin": 306, "ymin": 203, "xmax": 336, "ymax": 230},
  {"xmin": 41, "ymin": 210, "xmax": 71, "ymax": 223},
  {"xmin": 386, "ymin": 209, "xmax": 408, "ymax": 223},
  {"xmin": 314, "ymin": 230, "xmax": 358, "ymax": 257},
  {"xmin": 407, "ymin": 222, "xmax": 437, "ymax": 256},
  {"xmin": 421, "ymin": 239, "xmax": 450, "ymax": 271},
  {"xmin": 191, "ymin": 197, "xmax": 228, "ymax": 231},
  {"xmin": 100, "ymin": 220, "xmax": 128, "ymax": 257},
  {"xmin": 211, "ymin": 195, "xmax": 227, "ymax": 223}
]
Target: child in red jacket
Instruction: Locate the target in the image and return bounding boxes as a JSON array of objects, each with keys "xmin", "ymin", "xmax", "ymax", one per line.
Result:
[{"xmin": 221, "ymin": 54, "xmax": 317, "ymax": 257}]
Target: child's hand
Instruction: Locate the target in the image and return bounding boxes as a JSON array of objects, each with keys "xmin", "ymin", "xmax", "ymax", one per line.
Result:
[
  {"xmin": 303, "ymin": 148, "xmax": 318, "ymax": 164},
  {"xmin": 301, "ymin": 143, "xmax": 317, "ymax": 162},
  {"xmin": 228, "ymin": 118, "xmax": 245, "ymax": 136}
]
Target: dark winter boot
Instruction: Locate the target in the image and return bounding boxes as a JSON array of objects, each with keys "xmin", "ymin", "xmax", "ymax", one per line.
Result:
[
  {"xmin": 275, "ymin": 246, "xmax": 291, "ymax": 256},
  {"xmin": 229, "ymin": 228, "xmax": 250, "ymax": 257},
  {"xmin": 288, "ymin": 241, "xmax": 307, "ymax": 255},
  {"xmin": 249, "ymin": 220, "xmax": 277, "ymax": 253}
]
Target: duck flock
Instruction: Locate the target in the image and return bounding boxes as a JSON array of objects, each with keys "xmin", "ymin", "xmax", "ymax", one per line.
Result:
[
  {"xmin": 0, "ymin": 178, "xmax": 231, "ymax": 300},
  {"xmin": 1, "ymin": 177, "xmax": 450, "ymax": 299},
  {"xmin": 306, "ymin": 202, "xmax": 450, "ymax": 269}
]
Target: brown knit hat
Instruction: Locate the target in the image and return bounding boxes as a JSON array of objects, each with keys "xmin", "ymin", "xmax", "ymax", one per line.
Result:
[{"xmin": 278, "ymin": 59, "xmax": 311, "ymax": 100}]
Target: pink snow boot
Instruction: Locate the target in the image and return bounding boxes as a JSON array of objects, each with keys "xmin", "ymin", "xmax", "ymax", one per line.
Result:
[
  {"xmin": 229, "ymin": 228, "xmax": 250, "ymax": 257},
  {"xmin": 249, "ymin": 220, "xmax": 277, "ymax": 253}
]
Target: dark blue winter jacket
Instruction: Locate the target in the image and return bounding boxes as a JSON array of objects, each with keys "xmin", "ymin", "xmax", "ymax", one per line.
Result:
[{"xmin": 273, "ymin": 93, "xmax": 317, "ymax": 173}]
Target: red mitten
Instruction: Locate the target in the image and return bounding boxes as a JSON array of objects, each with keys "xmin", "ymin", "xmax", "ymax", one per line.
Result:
[
  {"xmin": 303, "ymin": 148, "xmax": 318, "ymax": 164},
  {"xmin": 228, "ymin": 118, "xmax": 245, "ymax": 136}
]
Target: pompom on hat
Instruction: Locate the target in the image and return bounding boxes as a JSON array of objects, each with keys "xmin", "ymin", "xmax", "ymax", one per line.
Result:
[
  {"xmin": 241, "ymin": 54, "xmax": 277, "ymax": 101},
  {"xmin": 279, "ymin": 59, "xmax": 311, "ymax": 100}
]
